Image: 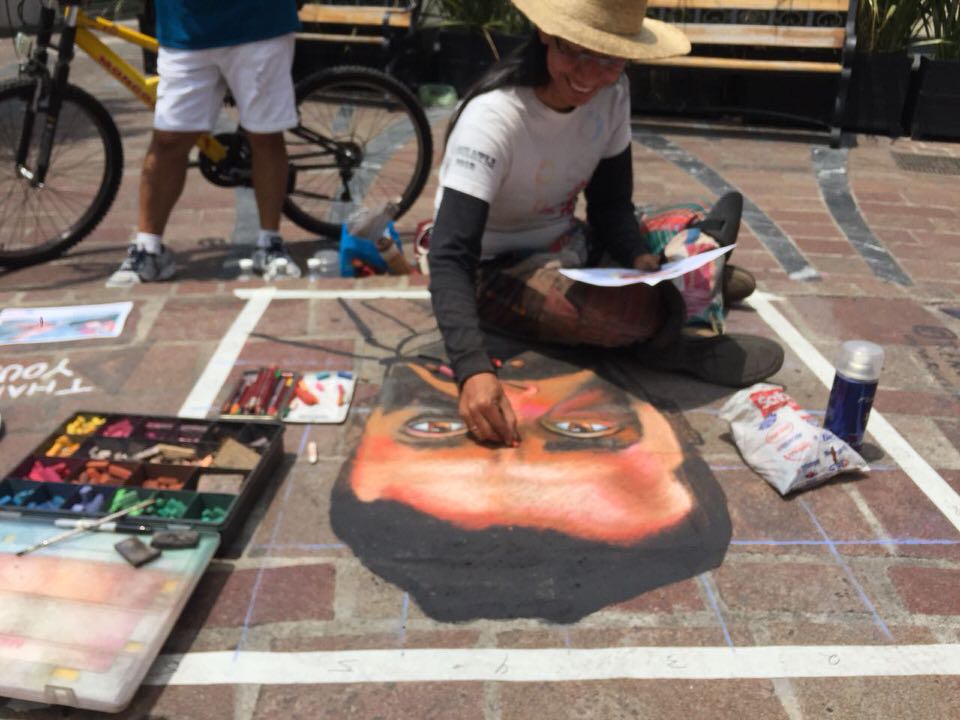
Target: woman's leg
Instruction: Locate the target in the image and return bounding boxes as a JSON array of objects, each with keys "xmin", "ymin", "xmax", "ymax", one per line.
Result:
[{"xmin": 476, "ymin": 261, "xmax": 679, "ymax": 348}]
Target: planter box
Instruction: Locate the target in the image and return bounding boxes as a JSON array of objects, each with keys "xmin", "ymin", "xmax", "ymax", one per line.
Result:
[
  {"xmin": 910, "ymin": 56, "xmax": 960, "ymax": 141},
  {"xmin": 844, "ymin": 52, "xmax": 913, "ymax": 137}
]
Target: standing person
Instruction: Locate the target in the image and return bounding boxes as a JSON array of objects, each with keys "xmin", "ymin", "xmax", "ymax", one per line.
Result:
[
  {"xmin": 107, "ymin": 0, "xmax": 302, "ymax": 286},
  {"xmin": 428, "ymin": 0, "xmax": 783, "ymax": 447}
]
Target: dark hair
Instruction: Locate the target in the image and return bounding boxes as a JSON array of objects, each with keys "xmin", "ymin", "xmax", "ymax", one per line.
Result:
[{"xmin": 444, "ymin": 29, "xmax": 550, "ymax": 145}]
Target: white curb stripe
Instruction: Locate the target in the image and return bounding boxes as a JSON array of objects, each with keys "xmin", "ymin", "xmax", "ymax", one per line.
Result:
[
  {"xmin": 146, "ymin": 645, "xmax": 960, "ymax": 685},
  {"xmin": 177, "ymin": 288, "xmax": 275, "ymax": 418},
  {"xmin": 233, "ymin": 288, "xmax": 431, "ymax": 300}
]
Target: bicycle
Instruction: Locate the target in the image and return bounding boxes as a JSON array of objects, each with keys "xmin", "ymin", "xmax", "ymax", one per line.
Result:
[{"xmin": 0, "ymin": 0, "xmax": 433, "ymax": 268}]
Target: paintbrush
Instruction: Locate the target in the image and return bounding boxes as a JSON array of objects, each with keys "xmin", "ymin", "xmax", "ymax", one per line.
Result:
[{"xmin": 15, "ymin": 498, "xmax": 156, "ymax": 557}]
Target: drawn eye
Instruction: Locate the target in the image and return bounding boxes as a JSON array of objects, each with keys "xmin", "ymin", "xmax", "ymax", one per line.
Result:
[
  {"xmin": 404, "ymin": 416, "xmax": 468, "ymax": 438},
  {"xmin": 540, "ymin": 417, "xmax": 622, "ymax": 438}
]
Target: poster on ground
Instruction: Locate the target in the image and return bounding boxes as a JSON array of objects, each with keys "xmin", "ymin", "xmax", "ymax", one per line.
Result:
[{"xmin": 0, "ymin": 302, "xmax": 133, "ymax": 346}]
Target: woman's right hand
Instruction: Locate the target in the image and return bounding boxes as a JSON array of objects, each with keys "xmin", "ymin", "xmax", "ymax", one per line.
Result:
[{"xmin": 459, "ymin": 372, "xmax": 520, "ymax": 447}]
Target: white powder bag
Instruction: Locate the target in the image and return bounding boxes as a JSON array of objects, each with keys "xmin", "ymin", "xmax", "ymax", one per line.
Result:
[{"xmin": 719, "ymin": 384, "xmax": 869, "ymax": 496}]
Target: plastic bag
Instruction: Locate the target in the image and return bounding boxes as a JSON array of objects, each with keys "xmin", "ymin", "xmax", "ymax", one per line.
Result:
[{"xmin": 718, "ymin": 383, "xmax": 869, "ymax": 496}]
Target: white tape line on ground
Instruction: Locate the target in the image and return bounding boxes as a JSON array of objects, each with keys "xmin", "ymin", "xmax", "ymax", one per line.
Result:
[
  {"xmin": 746, "ymin": 291, "xmax": 960, "ymax": 533},
  {"xmin": 146, "ymin": 644, "xmax": 960, "ymax": 685},
  {"xmin": 177, "ymin": 288, "xmax": 275, "ymax": 418},
  {"xmin": 233, "ymin": 288, "xmax": 431, "ymax": 301}
]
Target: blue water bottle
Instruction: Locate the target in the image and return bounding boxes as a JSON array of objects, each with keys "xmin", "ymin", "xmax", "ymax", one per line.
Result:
[{"xmin": 823, "ymin": 340, "xmax": 884, "ymax": 451}]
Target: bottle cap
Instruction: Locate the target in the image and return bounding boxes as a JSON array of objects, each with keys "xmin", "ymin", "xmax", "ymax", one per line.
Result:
[{"xmin": 836, "ymin": 340, "xmax": 884, "ymax": 382}]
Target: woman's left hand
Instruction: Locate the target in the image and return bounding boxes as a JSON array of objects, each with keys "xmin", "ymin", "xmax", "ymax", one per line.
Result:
[{"xmin": 633, "ymin": 253, "xmax": 661, "ymax": 271}]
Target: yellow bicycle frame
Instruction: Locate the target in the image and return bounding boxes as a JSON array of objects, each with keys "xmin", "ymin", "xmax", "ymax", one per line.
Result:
[{"xmin": 72, "ymin": 9, "xmax": 226, "ymax": 162}]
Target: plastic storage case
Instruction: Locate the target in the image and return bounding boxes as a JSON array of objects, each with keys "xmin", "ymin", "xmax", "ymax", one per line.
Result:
[
  {"xmin": 2, "ymin": 411, "xmax": 284, "ymax": 551},
  {"xmin": 0, "ymin": 411, "xmax": 284, "ymax": 712}
]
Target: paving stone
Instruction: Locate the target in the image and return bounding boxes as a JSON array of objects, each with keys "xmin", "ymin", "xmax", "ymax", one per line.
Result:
[
  {"xmin": 712, "ymin": 559, "xmax": 870, "ymax": 614},
  {"xmin": 499, "ymin": 680, "xmax": 788, "ymax": 720},
  {"xmin": 888, "ymin": 566, "xmax": 960, "ymax": 616},
  {"xmin": 801, "ymin": 482, "xmax": 890, "ymax": 557},
  {"xmin": 249, "ymin": 459, "xmax": 345, "ymax": 554},
  {"xmin": 793, "ymin": 676, "xmax": 960, "ymax": 720},
  {"xmin": 337, "ymin": 559, "xmax": 410, "ymax": 622},
  {"xmin": 854, "ymin": 471, "xmax": 960, "ymax": 559},
  {"xmin": 0, "ymin": 685, "xmax": 237, "ymax": 720},
  {"xmin": 608, "ymin": 577, "xmax": 705, "ymax": 613},
  {"xmin": 271, "ymin": 629, "xmax": 482, "ymax": 651},
  {"xmin": 148, "ymin": 296, "xmax": 245, "ymax": 341},
  {"xmin": 182, "ymin": 563, "xmax": 335, "ymax": 628},
  {"xmin": 255, "ymin": 682, "xmax": 485, "ymax": 719},
  {"xmin": 717, "ymin": 471, "xmax": 825, "ymax": 553},
  {"xmin": 787, "ymin": 297, "xmax": 948, "ymax": 346},
  {"xmin": 751, "ymin": 619, "xmax": 937, "ymax": 646}
]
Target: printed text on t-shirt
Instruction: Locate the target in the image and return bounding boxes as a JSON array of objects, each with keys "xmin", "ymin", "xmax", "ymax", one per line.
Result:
[{"xmin": 453, "ymin": 145, "xmax": 497, "ymax": 172}]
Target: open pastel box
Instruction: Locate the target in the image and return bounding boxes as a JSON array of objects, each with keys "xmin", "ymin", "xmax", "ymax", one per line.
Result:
[
  {"xmin": 220, "ymin": 367, "xmax": 356, "ymax": 424},
  {"xmin": 1, "ymin": 411, "xmax": 284, "ymax": 550},
  {"xmin": 0, "ymin": 411, "xmax": 284, "ymax": 712}
]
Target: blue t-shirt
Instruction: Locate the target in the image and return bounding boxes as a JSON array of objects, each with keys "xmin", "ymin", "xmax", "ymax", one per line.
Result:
[{"xmin": 156, "ymin": 0, "xmax": 300, "ymax": 50}]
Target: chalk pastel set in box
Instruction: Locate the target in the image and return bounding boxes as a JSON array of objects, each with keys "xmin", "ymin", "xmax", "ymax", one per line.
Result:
[
  {"xmin": 221, "ymin": 367, "xmax": 356, "ymax": 424},
  {"xmin": 1, "ymin": 411, "xmax": 283, "ymax": 550},
  {"xmin": 0, "ymin": 516, "xmax": 218, "ymax": 713},
  {"xmin": 0, "ymin": 411, "xmax": 284, "ymax": 712}
]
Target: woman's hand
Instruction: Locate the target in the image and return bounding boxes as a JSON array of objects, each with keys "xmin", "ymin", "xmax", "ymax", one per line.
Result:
[
  {"xmin": 633, "ymin": 253, "xmax": 661, "ymax": 271},
  {"xmin": 459, "ymin": 372, "xmax": 520, "ymax": 447}
]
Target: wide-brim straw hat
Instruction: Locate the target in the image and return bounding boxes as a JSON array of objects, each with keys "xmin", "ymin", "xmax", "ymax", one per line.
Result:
[{"xmin": 511, "ymin": 0, "xmax": 691, "ymax": 61}]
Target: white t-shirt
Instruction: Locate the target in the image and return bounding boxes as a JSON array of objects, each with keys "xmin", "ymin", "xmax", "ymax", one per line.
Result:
[{"xmin": 436, "ymin": 76, "xmax": 632, "ymax": 258}]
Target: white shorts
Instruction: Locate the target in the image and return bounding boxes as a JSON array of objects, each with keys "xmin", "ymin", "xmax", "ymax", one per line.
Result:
[{"xmin": 154, "ymin": 33, "xmax": 297, "ymax": 134}]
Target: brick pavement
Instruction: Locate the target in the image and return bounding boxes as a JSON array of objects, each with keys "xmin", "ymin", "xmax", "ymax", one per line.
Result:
[{"xmin": 1, "ymin": 30, "xmax": 960, "ymax": 720}]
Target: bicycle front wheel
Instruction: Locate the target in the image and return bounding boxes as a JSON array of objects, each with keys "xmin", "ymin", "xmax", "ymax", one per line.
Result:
[
  {"xmin": 0, "ymin": 79, "xmax": 123, "ymax": 268},
  {"xmin": 283, "ymin": 66, "xmax": 433, "ymax": 238}
]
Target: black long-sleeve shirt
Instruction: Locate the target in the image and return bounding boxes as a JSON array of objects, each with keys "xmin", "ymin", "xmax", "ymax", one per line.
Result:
[{"xmin": 428, "ymin": 145, "xmax": 649, "ymax": 384}]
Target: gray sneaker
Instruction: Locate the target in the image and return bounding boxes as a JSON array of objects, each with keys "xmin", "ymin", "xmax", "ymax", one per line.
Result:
[
  {"xmin": 106, "ymin": 245, "xmax": 176, "ymax": 287},
  {"xmin": 250, "ymin": 237, "xmax": 301, "ymax": 281}
]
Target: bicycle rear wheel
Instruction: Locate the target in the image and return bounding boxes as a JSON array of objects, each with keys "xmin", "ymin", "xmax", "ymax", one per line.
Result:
[
  {"xmin": 282, "ymin": 66, "xmax": 433, "ymax": 238},
  {"xmin": 0, "ymin": 79, "xmax": 123, "ymax": 268}
]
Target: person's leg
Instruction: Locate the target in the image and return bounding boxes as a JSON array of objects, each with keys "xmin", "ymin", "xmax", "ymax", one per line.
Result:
[
  {"xmin": 139, "ymin": 129, "xmax": 202, "ymax": 237},
  {"xmin": 246, "ymin": 131, "xmax": 287, "ymax": 233},
  {"xmin": 476, "ymin": 260, "xmax": 671, "ymax": 348},
  {"xmin": 107, "ymin": 45, "xmax": 222, "ymax": 286},
  {"xmin": 221, "ymin": 33, "xmax": 299, "ymax": 279},
  {"xmin": 476, "ymin": 253, "xmax": 781, "ymax": 388}
]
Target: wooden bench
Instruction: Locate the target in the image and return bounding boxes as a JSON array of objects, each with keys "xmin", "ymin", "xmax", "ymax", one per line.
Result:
[
  {"xmin": 297, "ymin": 2, "xmax": 418, "ymax": 48},
  {"xmin": 640, "ymin": 0, "xmax": 859, "ymax": 146}
]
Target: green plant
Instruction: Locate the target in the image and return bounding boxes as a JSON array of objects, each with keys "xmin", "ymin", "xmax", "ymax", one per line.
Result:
[
  {"xmin": 421, "ymin": 0, "xmax": 529, "ymax": 59},
  {"xmin": 917, "ymin": 0, "xmax": 960, "ymax": 60},
  {"xmin": 422, "ymin": 0, "xmax": 528, "ymax": 34},
  {"xmin": 856, "ymin": 0, "xmax": 925, "ymax": 53}
]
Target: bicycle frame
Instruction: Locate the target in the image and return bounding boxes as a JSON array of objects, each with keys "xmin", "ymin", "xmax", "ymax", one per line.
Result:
[{"xmin": 19, "ymin": 0, "xmax": 226, "ymax": 185}]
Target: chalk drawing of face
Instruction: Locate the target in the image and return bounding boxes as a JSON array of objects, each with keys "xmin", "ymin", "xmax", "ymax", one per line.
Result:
[{"xmin": 331, "ymin": 351, "xmax": 731, "ymax": 623}]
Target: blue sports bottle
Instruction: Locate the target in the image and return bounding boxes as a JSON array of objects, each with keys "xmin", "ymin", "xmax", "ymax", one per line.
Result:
[{"xmin": 823, "ymin": 340, "xmax": 884, "ymax": 451}]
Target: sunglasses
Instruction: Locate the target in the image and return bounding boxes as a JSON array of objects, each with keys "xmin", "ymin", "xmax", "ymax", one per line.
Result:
[{"xmin": 553, "ymin": 37, "xmax": 628, "ymax": 70}]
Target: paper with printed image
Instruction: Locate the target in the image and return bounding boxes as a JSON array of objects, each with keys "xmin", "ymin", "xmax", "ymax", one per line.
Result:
[
  {"xmin": 0, "ymin": 302, "xmax": 133, "ymax": 346},
  {"xmin": 559, "ymin": 244, "xmax": 735, "ymax": 287}
]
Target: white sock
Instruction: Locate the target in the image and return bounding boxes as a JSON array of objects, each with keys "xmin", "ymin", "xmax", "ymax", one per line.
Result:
[
  {"xmin": 257, "ymin": 229, "xmax": 281, "ymax": 248},
  {"xmin": 135, "ymin": 232, "xmax": 163, "ymax": 254}
]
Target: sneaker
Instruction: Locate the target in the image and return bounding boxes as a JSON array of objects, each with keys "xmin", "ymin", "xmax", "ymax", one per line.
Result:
[
  {"xmin": 250, "ymin": 237, "xmax": 301, "ymax": 281},
  {"xmin": 637, "ymin": 333, "xmax": 784, "ymax": 388},
  {"xmin": 106, "ymin": 245, "xmax": 176, "ymax": 287},
  {"xmin": 722, "ymin": 263, "xmax": 756, "ymax": 305},
  {"xmin": 694, "ymin": 191, "xmax": 743, "ymax": 247}
]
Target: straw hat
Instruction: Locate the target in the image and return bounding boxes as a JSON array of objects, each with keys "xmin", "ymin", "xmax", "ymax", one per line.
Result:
[{"xmin": 511, "ymin": 0, "xmax": 690, "ymax": 61}]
